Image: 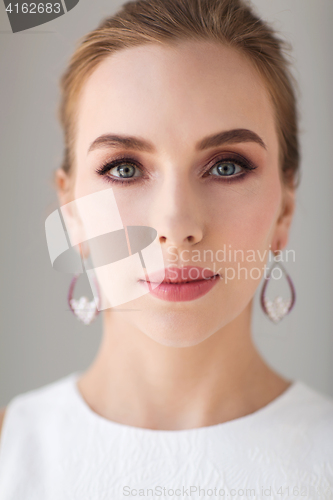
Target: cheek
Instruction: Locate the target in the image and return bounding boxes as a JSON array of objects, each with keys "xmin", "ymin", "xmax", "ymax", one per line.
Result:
[
  {"xmin": 208, "ymin": 175, "xmax": 282, "ymax": 253},
  {"xmin": 202, "ymin": 175, "xmax": 283, "ymax": 325}
]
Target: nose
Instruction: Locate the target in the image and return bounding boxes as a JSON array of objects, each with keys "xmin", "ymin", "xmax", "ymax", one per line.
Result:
[{"xmin": 150, "ymin": 174, "xmax": 204, "ymax": 251}]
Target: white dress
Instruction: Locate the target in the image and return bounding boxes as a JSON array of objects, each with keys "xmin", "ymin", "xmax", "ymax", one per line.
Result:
[{"xmin": 0, "ymin": 372, "xmax": 332, "ymax": 500}]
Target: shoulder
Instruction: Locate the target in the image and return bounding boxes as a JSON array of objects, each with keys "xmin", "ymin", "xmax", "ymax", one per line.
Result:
[
  {"xmin": 239, "ymin": 381, "xmax": 333, "ymax": 459},
  {"xmin": 0, "ymin": 374, "xmax": 79, "ymax": 495},
  {"xmin": 292, "ymin": 380, "xmax": 333, "ymax": 422},
  {"xmin": 271, "ymin": 380, "xmax": 333, "ymax": 456},
  {"xmin": 0, "ymin": 407, "xmax": 6, "ymax": 439},
  {"xmin": 0, "ymin": 373, "xmax": 78, "ymax": 445},
  {"xmin": 276, "ymin": 380, "xmax": 333, "ymax": 428}
]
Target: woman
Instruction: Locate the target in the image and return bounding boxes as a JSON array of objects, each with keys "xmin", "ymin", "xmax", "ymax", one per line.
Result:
[{"xmin": 0, "ymin": 0, "xmax": 332, "ymax": 498}]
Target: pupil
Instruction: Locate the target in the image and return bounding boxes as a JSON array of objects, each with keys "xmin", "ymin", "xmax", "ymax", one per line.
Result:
[
  {"xmin": 217, "ymin": 162, "xmax": 235, "ymax": 176},
  {"xmin": 118, "ymin": 164, "xmax": 135, "ymax": 178}
]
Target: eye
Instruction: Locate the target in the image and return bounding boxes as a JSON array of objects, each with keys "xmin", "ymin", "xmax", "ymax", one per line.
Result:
[
  {"xmin": 209, "ymin": 161, "xmax": 243, "ymax": 177},
  {"xmin": 95, "ymin": 157, "xmax": 146, "ymax": 185},
  {"xmin": 108, "ymin": 162, "xmax": 141, "ymax": 179}
]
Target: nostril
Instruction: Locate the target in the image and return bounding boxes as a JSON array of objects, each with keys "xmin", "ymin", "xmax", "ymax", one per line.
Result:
[{"xmin": 159, "ymin": 235, "xmax": 196, "ymax": 245}]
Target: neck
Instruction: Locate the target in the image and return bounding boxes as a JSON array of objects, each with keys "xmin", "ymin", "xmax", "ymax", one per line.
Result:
[{"xmin": 77, "ymin": 303, "xmax": 290, "ymax": 430}]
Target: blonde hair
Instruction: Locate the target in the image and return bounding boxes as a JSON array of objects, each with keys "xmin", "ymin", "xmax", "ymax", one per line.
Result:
[{"xmin": 59, "ymin": 0, "xmax": 300, "ymax": 187}]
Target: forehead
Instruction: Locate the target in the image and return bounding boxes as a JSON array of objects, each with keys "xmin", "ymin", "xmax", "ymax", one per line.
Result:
[{"xmin": 76, "ymin": 40, "xmax": 278, "ymax": 156}]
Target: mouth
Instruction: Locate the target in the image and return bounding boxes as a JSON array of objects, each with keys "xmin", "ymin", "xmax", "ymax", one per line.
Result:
[{"xmin": 138, "ymin": 266, "xmax": 221, "ymax": 302}]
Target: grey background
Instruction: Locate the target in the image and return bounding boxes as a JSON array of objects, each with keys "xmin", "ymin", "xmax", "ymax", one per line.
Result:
[{"xmin": 0, "ymin": 0, "xmax": 332, "ymax": 407}]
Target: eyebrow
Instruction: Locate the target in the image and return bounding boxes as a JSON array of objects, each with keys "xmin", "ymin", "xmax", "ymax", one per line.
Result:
[
  {"xmin": 88, "ymin": 135, "xmax": 155, "ymax": 154},
  {"xmin": 196, "ymin": 128, "xmax": 267, "ymax": 151},
  {"xmin": 87, "ymin": 128, "xmax": 266, "ymax": 154}
]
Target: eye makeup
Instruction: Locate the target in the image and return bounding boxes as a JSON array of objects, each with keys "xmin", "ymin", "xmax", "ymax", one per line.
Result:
[
  {"xmin": 94, "ymin": 150, "xmax": 258, "ymax": 186},
  {"xmin": 200, "ymin": 151, "xmax": 258, "ymax": 183},
  {"xmin": 94, "ymin": 155, "xmax": 147, "ymax": 186}
]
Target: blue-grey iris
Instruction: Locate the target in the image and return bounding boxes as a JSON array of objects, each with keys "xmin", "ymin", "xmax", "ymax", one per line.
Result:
[
  {"xmin": 216, "ymin": 162, "xmax": 236, "ymax": 176},
  {"xmin": 117, "ymin": 164, "xmax": 136, "ymax": 178}
]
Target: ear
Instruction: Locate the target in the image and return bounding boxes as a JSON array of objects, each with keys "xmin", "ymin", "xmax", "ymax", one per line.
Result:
[
  {"xmin": 54, "ymin": 168, "xmax": 73, "ymax": 207},
  {"xmin": 271, "ymin": 186, "xmax": 295, "ymax": 252},
  {"xmin": 54, "ymin": 168, "xmax": 87, "ymax": 252}
]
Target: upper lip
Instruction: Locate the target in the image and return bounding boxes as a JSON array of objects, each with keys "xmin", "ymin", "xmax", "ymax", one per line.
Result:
[{"xmin": 142, "ymin": 266, "xmax": 218, "ymax": 284}]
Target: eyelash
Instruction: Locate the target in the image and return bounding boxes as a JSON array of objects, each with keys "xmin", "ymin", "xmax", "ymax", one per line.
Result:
[
  {"xmin": 94, "ymin": 153, "xmax": 258, "ymax": 186},
  {"xmin": 95, "ymin": 156, "xmax": 147, "ymax": 186}
]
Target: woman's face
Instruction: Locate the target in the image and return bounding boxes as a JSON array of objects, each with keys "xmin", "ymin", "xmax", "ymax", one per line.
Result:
[{"xmin": 59, "ymin": 40, "xmax": 294, "ymax": 346}]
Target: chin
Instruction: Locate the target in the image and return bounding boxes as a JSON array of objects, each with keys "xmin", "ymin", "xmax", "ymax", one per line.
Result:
[
  {"xmin": 107, "ymin": 286, "xmax": 251, "ymax": 348},
  {"xmin": 128, "ymin": 306, "xmax": 228, "ymax": 348}
]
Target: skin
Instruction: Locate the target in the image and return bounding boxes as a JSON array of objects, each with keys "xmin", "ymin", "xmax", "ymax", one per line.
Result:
[{"xmin": 1, "ymin": 40, "xmax": 296, "ymax": 435}]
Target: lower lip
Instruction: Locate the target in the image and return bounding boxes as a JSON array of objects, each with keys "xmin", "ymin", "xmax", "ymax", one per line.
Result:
[{"xmin": 139, "ymin": 275, "xmax": 220, "ymax": 302}]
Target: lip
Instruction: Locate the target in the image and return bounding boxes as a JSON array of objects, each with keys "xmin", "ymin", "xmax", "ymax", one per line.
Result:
[{"xmin": 139, "ymin": 266, "xmax": 220, "ymax": 302}]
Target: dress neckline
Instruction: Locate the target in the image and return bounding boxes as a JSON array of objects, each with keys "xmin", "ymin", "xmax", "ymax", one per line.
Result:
[{"xmin": 68, "ymin": 371, "xmax": 303, "ymax": 435}]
